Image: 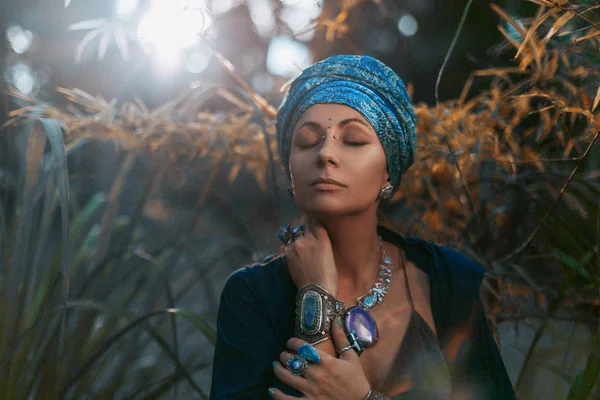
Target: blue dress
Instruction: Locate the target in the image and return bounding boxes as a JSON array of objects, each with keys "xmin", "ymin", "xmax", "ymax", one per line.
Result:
[{"xmin": 210, "ymin": 226, "xmax": 516, "ymax": 399}]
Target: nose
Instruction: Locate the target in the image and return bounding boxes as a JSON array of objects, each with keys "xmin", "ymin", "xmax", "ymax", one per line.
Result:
[{"xmin": 316, "ymin": 134, "xmax": 339, "ymax": 168}]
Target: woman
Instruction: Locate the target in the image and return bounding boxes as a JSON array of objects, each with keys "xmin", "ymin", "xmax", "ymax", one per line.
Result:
[{"xmin": 210, "ymin": 55, "xmax": 515, "ymax": 399}]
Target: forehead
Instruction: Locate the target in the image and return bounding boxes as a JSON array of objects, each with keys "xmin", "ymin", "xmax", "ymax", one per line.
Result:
[{"xmin": 296, "ymin": 103, "xmax": 369, "ymax": 124}]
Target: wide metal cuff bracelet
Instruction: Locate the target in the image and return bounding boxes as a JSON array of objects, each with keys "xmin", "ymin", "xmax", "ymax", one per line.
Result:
[
  {"xmin": 363, "ymin": 389, "xmax": 389, "ymax": 400},
  {"xmin": 295, "ymin": 284, "xmax": 345, "ymax": 345}
]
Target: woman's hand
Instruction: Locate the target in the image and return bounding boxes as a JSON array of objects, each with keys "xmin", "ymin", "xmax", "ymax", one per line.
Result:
[
  {"xmin": 283, "ymin": 216, "xmax": 338, "ymax": 296},
  {"xmin": 270, "ymin": 316, "xmax": 371, "ymax": 399}
]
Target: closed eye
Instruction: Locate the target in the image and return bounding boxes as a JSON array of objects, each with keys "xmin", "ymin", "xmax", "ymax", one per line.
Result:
[
  {"xmin": 346, "ymin": 142, "xmax": 368, "ymax": 147},
  {"xmin": 299, "ymin": 141, "xmax": 320, "ymax": 149}
]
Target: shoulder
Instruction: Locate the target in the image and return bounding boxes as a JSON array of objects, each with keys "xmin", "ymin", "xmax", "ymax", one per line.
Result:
[
  {"xmin": 378, "ymin": 225, "xmax": 484, "ymax": 289},
  {"xmin": 218, "ymin": 254, "xmax": 296, "ymax": 334},
  {"xmin": 220, "ymin": 253, "xmax": 292, "ymax": 301},
  {"xmin": 429, "ymin": 244, "xmax": 485, "ymax": 289}
]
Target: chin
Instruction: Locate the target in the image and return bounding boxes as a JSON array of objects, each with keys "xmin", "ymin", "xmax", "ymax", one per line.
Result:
[{"xmin": 298, "ymin": 198, "xmax": 370, "ymax": 217}]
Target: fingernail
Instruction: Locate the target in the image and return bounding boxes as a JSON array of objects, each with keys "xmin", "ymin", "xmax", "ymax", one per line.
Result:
[
  {"xmin": 272, "ymin": 361, "xmax": 277, "ymax": 368},
  {"xmin": 268, "ymin": 388, "xmax": 275, "ymax": 397},
  {"xmin": 337, "ymin": 315, "xmax": 343, "ymax": 328}
]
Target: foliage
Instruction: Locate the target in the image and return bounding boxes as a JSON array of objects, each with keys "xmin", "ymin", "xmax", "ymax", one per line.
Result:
[
  {"xmin": 1, "ymin": 0, "xmax": 599, "ymax": 398},
  {"xmin": 0, "ymin": 120, "xmax": 216, "ymax": 398}
]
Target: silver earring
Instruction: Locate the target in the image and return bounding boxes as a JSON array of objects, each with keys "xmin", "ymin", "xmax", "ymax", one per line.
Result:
[
  {"xmin": 288, "ymin": 183, "xmax": 295, "ymax": 200},
  {"xmin": 379, "ymin": 184, "xmax": 393, "ymax": 200}
]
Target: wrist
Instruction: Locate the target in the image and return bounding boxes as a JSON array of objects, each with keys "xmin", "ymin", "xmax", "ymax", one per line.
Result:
[
  {"xmin": 295, "ymin": 283, "xmax": 344, "ymax": 345},
  {"xmin": 318, "ymin": 281, "xmax": 338, "ymax": 297},
  {"xmin": 362, "ymin": 388, "xmax": 389, "ymax": 400},
  {"xmin": 299, "ymin": 281, "xmax": 337, "ymax": 297}
]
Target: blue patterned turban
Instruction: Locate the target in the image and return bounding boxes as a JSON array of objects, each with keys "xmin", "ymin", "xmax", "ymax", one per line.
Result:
[{"xmin": 276, "ymin": 54, "xmax": 417, "ymax": 191}]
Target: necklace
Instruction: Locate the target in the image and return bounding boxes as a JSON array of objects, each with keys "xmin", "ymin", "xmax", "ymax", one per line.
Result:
[{"xmin": 342, "ymin": 237, "xmax": 392, "ymax": 348}]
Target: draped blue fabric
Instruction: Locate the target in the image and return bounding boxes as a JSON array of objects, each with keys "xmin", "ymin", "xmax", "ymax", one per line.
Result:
[
  {"xmin": 210, "ymin": 227, "xmax": 516, "ymax": 399},
  {"xmin": 276, "ymin": 55, "xmax": 417, "ymax": 191}
]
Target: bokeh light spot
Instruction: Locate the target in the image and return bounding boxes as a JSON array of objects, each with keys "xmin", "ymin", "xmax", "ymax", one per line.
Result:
[
  {"xmin": 7, "ymin": 63, "xmax": 37, "ymax": 95},
  {"xmin": 248, "ymin": 0, "xmax": 276, "ymax": 37},
  {"xmin": 116, "ymin": 0, "xmax": 139, "ymax": 20},
  {"xmin": 186, "ymin": 45, "xmax": 213, "ymax": 74},
  {"xmin": 397, "ymin": 14, "xmax": 418, "ymax": 37},
  {"xmin": 212, "ymin": 0, "xmax": 243, "ymax": 15},
  {"xmin": 251, "ymin": 72, "xmax": 274, "ymax": 93},
  {"xmin": 137, "ymin": 0, "xmax": 213, "ymax": 72},
  {"xmin": 367, "ymin": 29, "xmax": 398, "ymax": 55},
  {"xmin": 280, "ymin": 0, "xmax": 322, "ymax": 42},
  {"xmin": 266, "ymin": 36, "xmax": 311, "ymax": 78},
  {"xmin": 6, "ymin": 25, "xmax": 33, "ymax": 54}
]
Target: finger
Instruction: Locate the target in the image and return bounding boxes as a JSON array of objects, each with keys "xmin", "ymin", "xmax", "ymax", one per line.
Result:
[
  {"xmin": 286, "ymin": 338, "xmax": 333, "ymax": 364},
  {"xmin": 268, "ymin": 387, "xmax": 304, "ymax": 400},
  {"xmin": 332, "ymin": 315, "xmax": 360, "ymax": 362},
  {"xmin": 278, "ymin": 351, "xmax": 295, "ymax": 365},
  {"xmin": 286, "ymin": 337, "xmax": 306, "ymax": 351},
  {"xmin": 273, "ymin": 355, "xmax": 311, "ymax": 392}
]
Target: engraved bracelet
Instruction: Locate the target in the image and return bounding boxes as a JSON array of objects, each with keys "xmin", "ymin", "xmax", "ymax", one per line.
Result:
[
  {"xmin": 294, "ymin": 283, "xmax": 345, "ymax": 345},
  {"xmin": 363, "ymin": 388, "xmax": 389, "ymax": 400}
]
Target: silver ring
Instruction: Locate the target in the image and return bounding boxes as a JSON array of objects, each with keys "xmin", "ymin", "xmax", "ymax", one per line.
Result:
[
  {"xmin": 339, "ymin": 344, "xmax": 354, "ymax": 354},
  {"xmin": 290, "ymin": 224, "xmax": 304, "ymax": 241},
  {"xmin": 286, "ymin": 355, "xmax": 308, "ymax": 376},
  {"xmin": 339, "ymin": 331, "xmax": 364, "ymax": 356}
]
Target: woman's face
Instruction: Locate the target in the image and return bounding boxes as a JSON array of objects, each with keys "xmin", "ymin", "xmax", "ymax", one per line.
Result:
[{"xmin": 289, "ymin": 103, "xmax": 390, "ymax": 216}]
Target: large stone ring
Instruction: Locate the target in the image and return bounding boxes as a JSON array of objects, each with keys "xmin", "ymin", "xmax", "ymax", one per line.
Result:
[
  {"xmin": 278, "ymin": 223, "xmax": 291, "ymax": 245},
  {"xmin": 297, "ymin": 343, "xmax": 321, "ymax": 364},
  {"xmin": 286, "ymin": 355, "xmax": 308, "ymax": 376},
  {"xmin": 290, "ymin": 224, "xmax": 304, "ymax": 241},
  {"xmin": 339, "ymin": 331, "xmax": 364, "ymax": 356}
]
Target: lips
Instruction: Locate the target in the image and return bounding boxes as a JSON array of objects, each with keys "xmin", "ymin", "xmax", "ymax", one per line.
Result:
[{"xmin": 310, "ymin": 177, "xmax": 346, "ymax": 187}]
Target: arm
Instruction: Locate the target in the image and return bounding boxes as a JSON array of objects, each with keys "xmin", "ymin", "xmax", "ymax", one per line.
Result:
[
  {"xmin": 448, "ymin": 293, "xmax": 516, "ymax": 400},
  {"xmin": 462, "ymin": 296, "xmax": 515, "ymax": 400},
  {"xmin": 210, "ymin": 269, "xmax": 300, "ymax": 399},
  {"xmin": 436, "ymin": 245, "xmax": 515, "ymax": 399}
]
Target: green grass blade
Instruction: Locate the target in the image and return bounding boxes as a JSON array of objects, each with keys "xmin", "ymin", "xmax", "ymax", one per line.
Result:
[
  {"xmin": 57, "ymin": 302, "xmax": 214, "ymax": 397},
  {"xmin": 26, "ymin": 180, "xmax": 58, "ymax": 316},
  {"xmin": 552, "ymin": 248, "xmax": 593, "ymax": 281},
  {"xmin": 34, "ymin": 119, "xmax": 72, "ymax": 394},
  {"xmin": 1, "ymin": 120, "xmax": 49, "ymax": 396},
  {"xmin": 126, "ymin": 362, "xmax": 210, "ymax": 400},
  {"xmin": 89, "ymin": 151, "xmax": 136, "ymax": 271},
  {"xmin": 168, "ymin": 309, "xmax": 216, "ymax": 345},
  {"xmin": 70, "ymin": 192, "xmax": 106, "ymax": 252},
  {"xmin": 567, "ymin": 329, "xmax": 600, "ymax": 400}
]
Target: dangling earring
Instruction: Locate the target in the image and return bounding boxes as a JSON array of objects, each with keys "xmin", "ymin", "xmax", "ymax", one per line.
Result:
[
  {"xmin": 379, "ymin": 184, "xmax": 393, "ymax": 200},
  {"xmin": 288, "ymin": 183, "xmax": 295, "ymax": 200}
]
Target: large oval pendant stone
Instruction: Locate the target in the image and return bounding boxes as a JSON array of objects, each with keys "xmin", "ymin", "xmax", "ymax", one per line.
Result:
[{"xmin": 344, "ymin": 306, "xmax": 378, "ymax": 347}]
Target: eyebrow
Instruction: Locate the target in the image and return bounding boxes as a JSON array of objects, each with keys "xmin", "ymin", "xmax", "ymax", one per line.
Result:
[{"xmin": 297, "ymin": 118, "xmax": 373, "ymax": 132}]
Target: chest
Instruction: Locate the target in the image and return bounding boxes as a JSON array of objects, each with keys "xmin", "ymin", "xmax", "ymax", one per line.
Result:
[{"xmin": 354, "ymin": 260, "xmax": 438, "ymax": 394}]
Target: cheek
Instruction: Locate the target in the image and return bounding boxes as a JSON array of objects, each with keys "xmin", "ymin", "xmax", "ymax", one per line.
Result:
[
  {"xmin": 347, "ymin": 150, "xmax": 387, "ymax": 186},
  {"xmin": 288, "ymin": 152, "xmax": 303, "ymax": 180}
]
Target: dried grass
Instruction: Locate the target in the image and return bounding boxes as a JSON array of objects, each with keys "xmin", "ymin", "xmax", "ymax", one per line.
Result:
[{"xmin": 4, "ymin": 0, "xmax": 600, "ymax": 327}]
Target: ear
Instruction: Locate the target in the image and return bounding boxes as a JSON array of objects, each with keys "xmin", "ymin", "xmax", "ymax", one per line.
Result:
[
  {"xmin": 383, "ymin": 173, "xmax": 390, "ymax": 186},
  {"xmin": 382, "ymin": 163, "xmax": 390, "ymax": 185}
]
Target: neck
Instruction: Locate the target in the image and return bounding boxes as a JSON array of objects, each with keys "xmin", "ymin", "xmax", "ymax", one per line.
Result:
[{"xmin": 314, "ymin": 209, "xmax": 383, "ymax": 302}]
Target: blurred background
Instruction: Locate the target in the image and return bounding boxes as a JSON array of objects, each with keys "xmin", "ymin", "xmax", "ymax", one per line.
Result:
[{"xmin": 1, "ymin": 0, "xmax": 599, "ymax": 399}]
